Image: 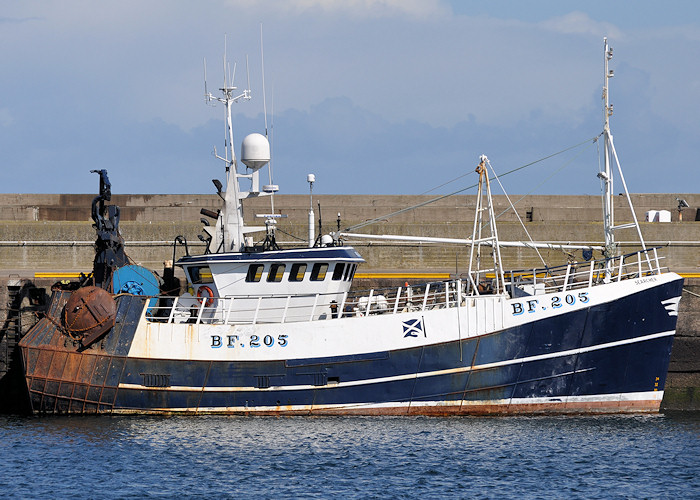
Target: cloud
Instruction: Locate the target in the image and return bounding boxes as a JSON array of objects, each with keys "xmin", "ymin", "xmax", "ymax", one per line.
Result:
[
  {"xmin": 540, "ymin": 11, "xmax": 622, "ymax": 38},
  {"xmin": 231, "ymin": 0, "xmax": 448, "ymax": 19},
  {"xmin": 1, "ymin": 1, "xmax": 698, "ymax": 197},
  {"xmin": 0, "ymin": 16, "xmax": 42, "ymax": 24}
]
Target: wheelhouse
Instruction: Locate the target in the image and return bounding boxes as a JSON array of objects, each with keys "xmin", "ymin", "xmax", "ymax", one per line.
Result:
[{"xmin": 179, "ymin": 246, "xmax": 362, "ymax": 295}]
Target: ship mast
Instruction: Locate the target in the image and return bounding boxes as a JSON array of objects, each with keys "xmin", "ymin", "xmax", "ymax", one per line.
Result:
[
  {"xmin": 599, "ymin": 38, "xmax": 647, "ymax": 275},
  {"xmin": 206, "ymin": 54, "xmax": 251, "ymax": 252},
  {"xmin": 467, "ymin": 155, "xmax": 505, "ymax": 296},
  {"xmin": 222, "ymin": 82, "xmax": 249, "ymax": 252},
  {"xmin": 601, "ymin": 37, "xmax": 616, "ymax": 259},
  {"xmin": 203, "ymin": 43, "xmax": 273, "ymax": 254}
]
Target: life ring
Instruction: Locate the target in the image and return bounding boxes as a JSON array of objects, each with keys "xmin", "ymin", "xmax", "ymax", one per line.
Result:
[{"xmin": 196, "ymin": 285, "xmax": 215, "ymax": 307}]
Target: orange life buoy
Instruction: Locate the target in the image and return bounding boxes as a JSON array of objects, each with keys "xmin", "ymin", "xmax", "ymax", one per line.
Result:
[{"xmin": 196, "ymin": 285, "xmax": 215, "ymax": 307}]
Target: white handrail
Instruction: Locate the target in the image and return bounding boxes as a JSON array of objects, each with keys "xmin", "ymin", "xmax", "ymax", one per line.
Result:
[
  {"xmin": 168, "ymin": 296, "xmax": 179, "ymax": 323},
  {"xmin": 563, "ymin": 263, "xmax": 571, "ymax": 292},
  {"xmin": 196, "ymin": 299, "xmax": 206, "ymax": 323},
  {"xmin": 393, "ymin": 287, "xmax": 402, "ymax": 314},
  {"xmin": 653, "ymin": 248, "xmax": 661, "ymax": 274},
  {"xmin": 339, "ymin": 291, "xmax": 348, "ymax": 319},
  {"xmin": 282, "ymin": 295, "xmax": 290, "ymax": 323},
  {"xmin": 617, "ymin": 256, "xmax": 624, "ymax": 282},
  {"xmin": 637, "ymin": 251, "xmax": 643, "ymax": 277},
  {"xmin": 225, "ymin": 296, "xmax": 234, "ymax": 324},
  {"xmin": 253, "ymin": 296, "xmax": 262, "ymax": 324},
  {"xmin": 309, "ymin": 294, "xmax": 319, "ymax": 321}
]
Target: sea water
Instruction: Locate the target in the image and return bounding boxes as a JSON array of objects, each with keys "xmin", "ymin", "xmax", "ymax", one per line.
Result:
[{"xmin": 1, "ymin": 412, "xmax": 698, "ymax": 498}]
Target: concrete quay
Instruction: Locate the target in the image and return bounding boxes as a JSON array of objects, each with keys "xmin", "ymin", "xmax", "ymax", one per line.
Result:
[{"xmin": 1, "ymin": 193, "xmax": 700, "ymax": 273}]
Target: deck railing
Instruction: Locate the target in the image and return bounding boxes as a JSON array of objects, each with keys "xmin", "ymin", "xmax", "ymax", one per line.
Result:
[
  {"xmin": 502, "ymin": 246, "xmax": 665, "ymax": 296},
  {"xmin": 143, "ymin": 248, "xmax": 666, "ymax": 326}
]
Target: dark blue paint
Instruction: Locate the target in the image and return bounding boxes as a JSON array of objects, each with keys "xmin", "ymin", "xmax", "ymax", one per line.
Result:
[
  {"xmin": 178, "ymin": 246, "xmax": 364, "ymax": 265},
  {"xmin": 286, "ymin": 350, "xmax": 390, "ymax": 367}
]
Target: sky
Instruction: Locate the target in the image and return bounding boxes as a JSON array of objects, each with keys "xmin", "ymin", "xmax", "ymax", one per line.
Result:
[{"xmin": 1, "ymin": 0, "xmax": 699, "ymax": 197}]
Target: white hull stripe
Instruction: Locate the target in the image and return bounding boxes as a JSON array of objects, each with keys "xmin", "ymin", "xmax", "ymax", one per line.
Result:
[
  {"xmin": 118, "ymin": 330, "xmax": 674, "ymax": 393},
  {"xmin": 111, "ymin": 391, "xmax": 664, "ymax": 414}
]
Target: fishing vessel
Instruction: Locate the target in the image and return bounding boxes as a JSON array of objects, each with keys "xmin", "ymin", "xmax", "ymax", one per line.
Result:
[{"xmin": 18, "ymin": 39, "xmax": 683, "ymax": 415}]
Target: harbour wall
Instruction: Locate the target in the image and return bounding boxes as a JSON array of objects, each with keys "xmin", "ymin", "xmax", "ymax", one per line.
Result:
[
  {"xmin": 1, "ymin": 193, "xmax": 700, "ymax": 273},
  {"xmin": 1, "ymin": 193, "xmax": 699, "ymax": 411}
]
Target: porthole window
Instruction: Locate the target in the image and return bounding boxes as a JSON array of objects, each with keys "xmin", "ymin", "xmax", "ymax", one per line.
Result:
[
  {"xmin": 246, "ymin": 264, "xmax": 264, "ymax": 282},
  {"xmin": 289, "ymin": 263, "xmax": 307, "ymax": 282},
  {"xmin": 310, "ymin": 263, "xmax": 328, "ymax": 281},
  {"xmin": 267, "ymin": 263, "xmax": 286, "ymax": 282},
  {"xmin": 332, "ymin": 263, "xmax": 345, "ymax": 281}
]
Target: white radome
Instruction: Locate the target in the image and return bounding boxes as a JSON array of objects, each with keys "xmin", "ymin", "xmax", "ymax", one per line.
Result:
[{"xmin": 241, "ymin": 133, "xmax": 270, "ymax": 170}]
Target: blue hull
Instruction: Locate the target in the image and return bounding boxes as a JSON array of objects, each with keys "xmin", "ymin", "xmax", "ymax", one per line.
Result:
[{"xmin": 19, "ymin": 276, "xmax": 683, "ymax": 415}]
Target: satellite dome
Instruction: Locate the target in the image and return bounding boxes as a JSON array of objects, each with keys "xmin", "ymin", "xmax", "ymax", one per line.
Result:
[{"xmin": 241, "ymin": 133, "xmax": 270, "ymax": 170}]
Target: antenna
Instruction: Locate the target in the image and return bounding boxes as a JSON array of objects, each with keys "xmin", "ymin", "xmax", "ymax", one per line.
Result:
[
  {"xmin": 268, "ymin": 86, "xmax": 275, "ymax": 214},
  {"xmin": 203, "ymin": 57, "xmax": 209, "ymax": 102},
  {"xmin": 260, "ymin": 23, "xmax": 269, "ymax": 137},
  {"xmin": 260, "ymin": 23, "xmax": 275, "ymax": 215},
  {"xmin": 307, "ymin": 174, "xmax": 315, "ymax": 247},
  {"xmin": 223, "ymin": 37, "xmax": 227, "ymax": 89},
  {"xmin": 246, "ymin": 55, "xmax": 251, "ymax": 97}
]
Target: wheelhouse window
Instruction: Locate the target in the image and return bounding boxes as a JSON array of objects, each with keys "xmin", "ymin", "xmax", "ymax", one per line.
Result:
[
  {"xmin": 310, "ymin": 263, "xmax": 328, "ymax": 281},
  {"xmin": 246, "ymin": 264, "xmax": 264, "ymax": 282},
  {"xmin": 267, "ymin": 263, "xmax": 286, "ymax": 282},
  {"xmin": 188, "ymin": 266, "xmax": 214, "ymax": 284},
  {"xmin": 332, "ymin": 263, "xmax": 345, "ymax": 281},
  {"xmin": 289, "ymin": 263, "xmax": 307, "ymax": 282},
  {"xmin": 343, "ymin": 263, "xmax": 352, "ymax": 281}
]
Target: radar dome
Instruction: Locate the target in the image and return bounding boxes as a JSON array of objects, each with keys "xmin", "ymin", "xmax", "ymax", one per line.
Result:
[{"xmin": 241, "ymin": 133, "xmax": 270, "ymax": 170}]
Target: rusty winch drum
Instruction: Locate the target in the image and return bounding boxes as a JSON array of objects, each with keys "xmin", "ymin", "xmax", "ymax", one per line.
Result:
[{"xmin": 63, "ymin": 286, "xmax": 117, "ymax": 346}]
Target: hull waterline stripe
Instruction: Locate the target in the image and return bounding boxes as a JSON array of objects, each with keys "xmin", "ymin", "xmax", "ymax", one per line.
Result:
[
  {"xmin": 118, "ymin": 330, "xmax": 674, "ymax": 393},
  {"xmin": 110, "ymin": 391, "xmax": 664, "ymax": 414}
]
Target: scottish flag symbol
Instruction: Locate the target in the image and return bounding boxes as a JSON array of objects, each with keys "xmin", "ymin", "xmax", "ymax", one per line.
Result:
[
  {"xmin": 403, "ymin": 318, "xmax": 424, "ymax": 338},
  {"xmin": 661, "ymin": 297, "xmax": 681, "ymax": 316}
]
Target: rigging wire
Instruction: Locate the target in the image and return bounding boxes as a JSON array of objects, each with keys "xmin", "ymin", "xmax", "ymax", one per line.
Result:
[
  {"xmin": 494, "ymin": 136, "xmax": 601, "ymax": 221},
  {"xmin": 345, "ymin": 135, "xmax": 601, "ymax": 233},
  {"xmin": 419, "ymin": 170, "xmax": 472, "ymax": 195},
  {"xmin": 276, "ymin": 227, "xmax": 307, "ymax": 242},
  {"xmin": 486, "ymin": 158, "xmax": 547, "ymax": 268},
  {"xmin": 419, "ymin": 135, "xmax": 600, "ymax": 196}
]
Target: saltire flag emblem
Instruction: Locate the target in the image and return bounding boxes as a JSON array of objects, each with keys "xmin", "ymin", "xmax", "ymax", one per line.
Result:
[{"xmin": 403, "ymin": 318, "xmax": 424, "ymax": 338}]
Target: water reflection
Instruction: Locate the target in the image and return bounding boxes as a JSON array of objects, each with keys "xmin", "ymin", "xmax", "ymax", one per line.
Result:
[{"xmin": 1, "ymin": 412, "xmax": 698, "ymax": 498}]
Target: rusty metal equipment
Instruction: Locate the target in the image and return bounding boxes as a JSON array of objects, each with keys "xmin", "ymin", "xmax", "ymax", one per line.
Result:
[{"xmin": 63, "ymin": 286, "xmax": 116, "ymax": 347}]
